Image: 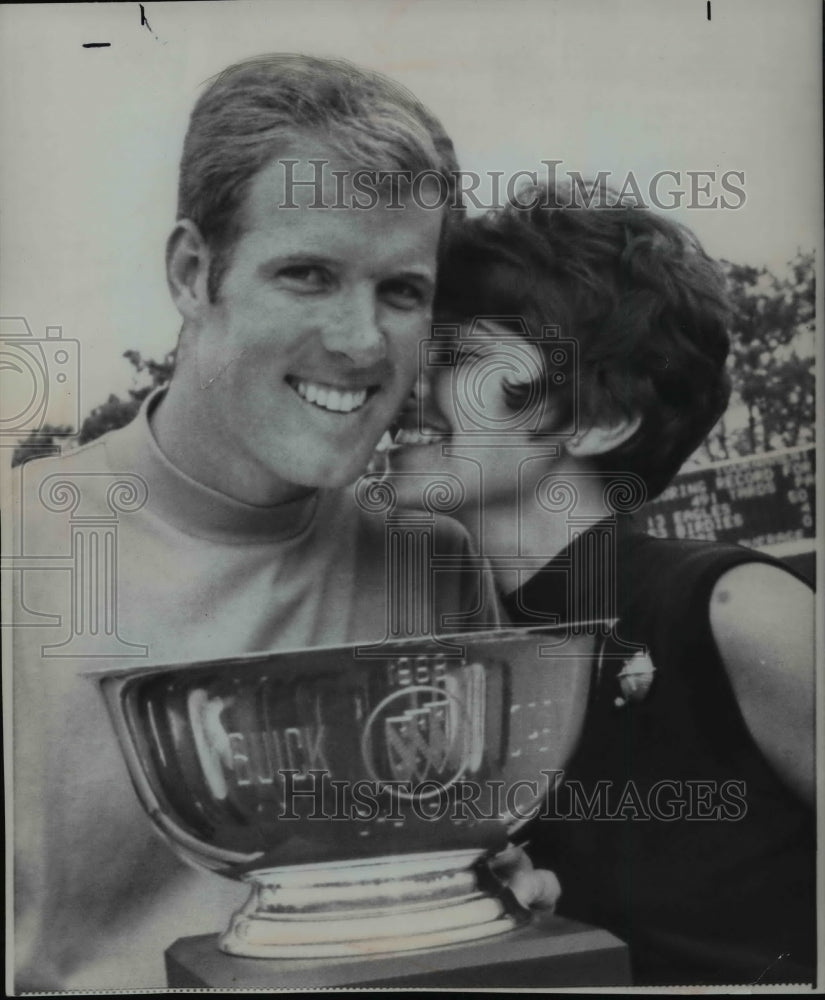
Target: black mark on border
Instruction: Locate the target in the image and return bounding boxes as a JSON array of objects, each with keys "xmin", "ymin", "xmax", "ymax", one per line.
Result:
[{"xmin": 139, "ymin": 3, "xmax": 163, "ymax": 43}]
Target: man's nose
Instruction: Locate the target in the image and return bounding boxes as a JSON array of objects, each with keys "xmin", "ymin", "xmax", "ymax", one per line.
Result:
[{"xmin": 319, "ymin": 287, "xmax": 385, "ymax": 365}]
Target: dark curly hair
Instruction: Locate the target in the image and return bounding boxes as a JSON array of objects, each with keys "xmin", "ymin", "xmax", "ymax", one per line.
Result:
[{"xmin": 433, "ymin": 182, "xmax": 732, "ymax": 497}]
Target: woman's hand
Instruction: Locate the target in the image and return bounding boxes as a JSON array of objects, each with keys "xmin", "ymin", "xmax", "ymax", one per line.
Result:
[{"xmin": 488, "ymin": 843, "xmax": 561, "ymax": 910}]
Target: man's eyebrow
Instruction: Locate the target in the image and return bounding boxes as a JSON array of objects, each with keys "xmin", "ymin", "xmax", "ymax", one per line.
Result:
[
  {"xmin": 260, "ymin": 253, "xmax": 337, "ymax": 267},
  {"xmin": 258, "ymin": 256, "xmax": 435, "ymax": 283}
]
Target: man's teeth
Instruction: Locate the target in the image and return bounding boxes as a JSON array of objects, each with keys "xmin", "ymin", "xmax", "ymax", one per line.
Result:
[
  {"xmin": 293, "ymin": 380, "xmax": 368, "ymax": 413},
  {"xmin": 393, "ymin": 427, "xmax": 446, "ymax": 446}
]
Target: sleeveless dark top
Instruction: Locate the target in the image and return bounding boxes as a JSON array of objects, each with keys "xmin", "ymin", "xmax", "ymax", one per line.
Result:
[{"xmin": 502, "ymin": 517, "xmax": 815, "ymax": 986}]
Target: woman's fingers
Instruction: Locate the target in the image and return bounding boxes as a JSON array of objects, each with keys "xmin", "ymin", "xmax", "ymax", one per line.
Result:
[
  {"xmin": 488, "ymin": 844, "xmax": 561, "ymax": 910},
  {"xmin": 509, "ymin": 867, "xmax": 561, "ymax": 910}
]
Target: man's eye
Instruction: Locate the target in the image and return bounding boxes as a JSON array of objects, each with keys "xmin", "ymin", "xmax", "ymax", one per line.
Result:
[
  {"xmin": 379, "ymin": 280, "xmax": 428, "ymax": 310},
  {"xmin": 277, "ymin": 265, "xmax": 330, "ymax": 289}
]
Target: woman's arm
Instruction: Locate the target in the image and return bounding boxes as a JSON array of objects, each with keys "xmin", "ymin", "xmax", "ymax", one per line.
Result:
[{"xmin": 708, "ymin": 561, "xmax": 815, "ymax": 806}]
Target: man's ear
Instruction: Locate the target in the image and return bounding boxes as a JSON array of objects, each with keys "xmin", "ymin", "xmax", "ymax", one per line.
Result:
[
  {"xmin": 565, "ymin": 412, "xmax": 642, "ymax": 458},
  {"xmin": 166, "ymin": 220, "xmax": 212, "ymax": 320}
]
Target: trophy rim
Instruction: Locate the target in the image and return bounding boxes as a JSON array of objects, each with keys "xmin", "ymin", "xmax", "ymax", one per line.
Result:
[{"xmin": 80, "ymin": 620, "xmax": 617, "ymax": 682}]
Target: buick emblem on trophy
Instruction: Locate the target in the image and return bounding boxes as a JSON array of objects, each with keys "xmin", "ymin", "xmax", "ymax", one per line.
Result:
[{"xmin": 90, "ymin": 626, "xmax": 600, "ymax": 963}]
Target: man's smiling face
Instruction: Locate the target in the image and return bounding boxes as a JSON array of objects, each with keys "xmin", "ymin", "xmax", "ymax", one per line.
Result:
[{"xmin": 185, "ymin": 143, "xmax": 443, "ymax": 503}]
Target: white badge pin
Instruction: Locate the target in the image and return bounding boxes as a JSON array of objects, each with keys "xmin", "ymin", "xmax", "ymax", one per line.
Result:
[{"xmin": 614, "ymin": 649, "xmax": 656, "ymax": 708}]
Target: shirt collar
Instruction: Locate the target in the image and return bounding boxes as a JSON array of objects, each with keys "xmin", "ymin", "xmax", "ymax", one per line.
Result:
[{"xmin": 113, "ymin": 386, "xmax": 320, "ymax": 544}]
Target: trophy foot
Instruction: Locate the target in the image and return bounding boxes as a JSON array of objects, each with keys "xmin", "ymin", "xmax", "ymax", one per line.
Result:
[{"xmin": 219, "ymin": 850, "xmax": 523, "ymax": 958}]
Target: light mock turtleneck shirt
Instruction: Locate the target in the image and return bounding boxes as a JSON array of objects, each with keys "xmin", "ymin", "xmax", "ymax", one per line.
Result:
[{"xmin": 10, "ymin": 391, "xmax": 498, "ymax": 992}]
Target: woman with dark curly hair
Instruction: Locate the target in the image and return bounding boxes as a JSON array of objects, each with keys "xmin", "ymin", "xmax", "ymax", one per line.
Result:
[{"xmin": 384, "ymin": 183, "xmax": 815, "ymax": 986}]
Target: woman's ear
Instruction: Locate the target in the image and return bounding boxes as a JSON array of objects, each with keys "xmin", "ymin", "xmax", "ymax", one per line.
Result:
[
  {"xmin": 166, "ymin": 220, "xmax": 212, "ymax": 320},
  {"xmin": 565, "ymin": 412, "xmax": 642, "ymax": 458}
]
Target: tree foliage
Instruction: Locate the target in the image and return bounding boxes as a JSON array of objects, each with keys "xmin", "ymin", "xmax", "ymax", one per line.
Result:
[
  {"xmin": 10, "ymin": 425, "xmax": 74, "ymax": 468},
  {"xmin": 76, "ymin": 349, "xmax": 176, "ymax": 445},
  {"xmin": 699, "ymin": 251, "xmax": 815, "ymax": 463},
  {"xmin": 10, "ymin": 349, "xmax": 175, "ymax": 467}
]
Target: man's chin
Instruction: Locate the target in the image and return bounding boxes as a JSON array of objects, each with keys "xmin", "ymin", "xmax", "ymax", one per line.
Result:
[
  {"xmin": 311, "ymin": 464, "xmax": 370, "ymax": 491},
  {"xmin": 270, "ymin": 453, "xmax": 370, "ymax": 495}
]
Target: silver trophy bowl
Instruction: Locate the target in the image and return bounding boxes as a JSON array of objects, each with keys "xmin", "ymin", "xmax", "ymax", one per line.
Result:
[{"xmin": 92, "ymin": 626, "xmax": 596, "ymax": 959}]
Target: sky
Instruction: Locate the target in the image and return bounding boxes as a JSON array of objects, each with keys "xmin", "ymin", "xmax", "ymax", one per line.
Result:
[{"xmin": 0, "ymin": 0, "xmax": 821, "ymax": 420}]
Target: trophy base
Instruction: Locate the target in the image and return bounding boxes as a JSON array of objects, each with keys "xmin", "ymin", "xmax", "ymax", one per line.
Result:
[
  {"xmin": 169, "ymin": 914, "xmax": 633, "ymax": 988},
  {"xmin": 219, "ymin": 850, "xmax": 522, "ymax": 959}
]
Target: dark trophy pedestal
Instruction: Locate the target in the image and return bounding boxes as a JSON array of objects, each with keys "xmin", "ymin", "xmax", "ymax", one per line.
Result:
[{"xmin": 166, "ymin": 912, "xmax": 631, "ymax": 988}]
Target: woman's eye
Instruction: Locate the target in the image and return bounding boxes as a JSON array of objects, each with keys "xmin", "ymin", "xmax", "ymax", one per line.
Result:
[
  {"xmin": 277, "ymin": 265, "xmax": 330, "ymax": 289},
  {"xmin": 380, "ymin": 280, "xmax": 427, "ymax": 310}
]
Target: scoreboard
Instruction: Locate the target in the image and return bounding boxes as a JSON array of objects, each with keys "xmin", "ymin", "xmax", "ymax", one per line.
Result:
[{"xmin": 643, "ymin": 445, "xmax": 816, "ymax": 557}]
